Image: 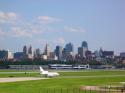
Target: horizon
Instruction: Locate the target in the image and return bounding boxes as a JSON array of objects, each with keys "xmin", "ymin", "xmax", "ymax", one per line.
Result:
[{"xmin": 0, "ymin": 0, "xmax": 125, "ymax": 55}]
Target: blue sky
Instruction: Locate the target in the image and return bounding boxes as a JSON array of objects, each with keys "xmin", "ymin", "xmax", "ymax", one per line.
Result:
[{"xmin": 0, "ymin": 0, "xmax": 125, "ymax": 54}]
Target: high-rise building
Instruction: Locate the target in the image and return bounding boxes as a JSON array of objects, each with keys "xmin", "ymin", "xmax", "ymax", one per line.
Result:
[
  {"xmin": 36, "ymin": 48, "xmax": 41, "ymax": 55},
  {"xmin": 78, "ymin": 47, "xmax": 84, "ymax": 58},
  {"xmin": 34, "ymin": 48, "xmax": 41, "ymax": 58},
  {"xmin": 78, "ymin": 41, "xmax": 88, "ymax": 58},
  {"xmin": 82, "ymin": 41, "xmax": 88, "ymax": 49},
  {"xmin": 62, "ymin": 48, "xmax": 67, "ymax": 61},
  {"xmin": 44, "ymin": 44, "xmax": 50, "ymax": 57},
  {"xmin": 55, "ymin": 46, "xmax": 63, "ymax": 60},
  {"xmin": 23, "ymin": 45, "xmax": 33, "ymax": 59},
  {"xmin": 27, "ymin": 46, "xmax": 33, "ymax": 59},
  {"xmin": 23, "ymin": 45, "xmax": 27, "ymax": 55},
  {"xmin": 63, "ymin": 43, "xmax": 74, "ymax": 61},
  {"xmin": 65, "ymin": 43, "xmax": 73, "ymax": 53},
  {"xmin": 28, "ymin": 46, "xmax": 32, "ymax": 55}
]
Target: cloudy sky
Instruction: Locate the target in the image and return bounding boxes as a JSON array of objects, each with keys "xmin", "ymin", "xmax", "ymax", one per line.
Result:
[{"xmin": 0, "ymin": 0, "xmax": 125, "ymax": 54}]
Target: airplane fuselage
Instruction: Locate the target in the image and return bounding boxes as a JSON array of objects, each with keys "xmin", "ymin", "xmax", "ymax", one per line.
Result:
[{"xmin": 40, "ymin": 66, "xmax": 59, "ymax": 77}]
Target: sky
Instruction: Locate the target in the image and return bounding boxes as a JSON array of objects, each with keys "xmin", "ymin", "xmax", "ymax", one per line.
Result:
[{"xmin": 0, "ymin": 0, "xmax": 125, "ymax": 54}]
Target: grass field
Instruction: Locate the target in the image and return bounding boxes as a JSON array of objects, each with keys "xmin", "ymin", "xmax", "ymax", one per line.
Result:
[{"xmin": 0, "ymin": 69, "xmax": 125, "ymax": 93}]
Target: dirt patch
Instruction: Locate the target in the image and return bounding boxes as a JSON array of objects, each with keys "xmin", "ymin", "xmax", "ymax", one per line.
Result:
[
  {"xmin": 0, "ymin": 77, "xmax": 47, "ymax": 83},
  {"xmin": 80, "ymin": 86, "xmax": 124, "ymax": 93},
  {"xmin": 80, "ymin": 86, "xmax": 100, "ymax": 90}
]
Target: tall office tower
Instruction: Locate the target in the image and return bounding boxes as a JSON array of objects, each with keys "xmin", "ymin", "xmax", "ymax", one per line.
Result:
[
  {"xmin": 23, "ymin": 45, "xmax": 27, "ymax": 55},
  {"xmin": 82, "ymin": 41, "xmax": 88, "ymax": 49},
  {"xmin": 99, "ymin": 47, "xmax": 103, "ymax": 57},
  {"xmin": 55, "ymin": 46, "xmax": 63, "ymax": 60},
  {"xmin": 28, "ymin": 46, "xmax": 32, "ymax": 54},
  {"xmin": 62, "ymin": 48, "xmax": 67, "ymax": 60},
  {"xmin": 65, "ymin": 43, "xmax": 74, "ymax": 54},
  {"xmin": 78, "ymin": 41, "xmax": 88, "ymax": 58},
  {"xmin": 34, "ymin": 48, "xmax": 41, "ymax": 58},
  {"xmin": 27, "ymin": 46, "xmax": 33, "ymax": 59},
  {"xmin": 64, "ymin": 43, "xmax": 74, "ymax": 61},
  {"xmin": 82, "ymin": 41, "xmax": 88, "ymax": 58},
  {"xmin": 36, "ymin": 48, "xmax": 41, "ymax": 56},
  {"xmin": 78, "ymin": 47, "xmax": 84, "ymax": 58},
  {"xmin": 44, "ymin": 44, "xmax": 50, "ymax": 57}
]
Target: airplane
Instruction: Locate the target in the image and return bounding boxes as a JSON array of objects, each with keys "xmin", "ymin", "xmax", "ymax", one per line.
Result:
[{"xmin": 39, "ymin": 66, "xmax": 59, "ymax": 77}]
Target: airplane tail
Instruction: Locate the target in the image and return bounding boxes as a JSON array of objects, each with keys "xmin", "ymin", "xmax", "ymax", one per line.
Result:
[
  {"xmin": 39, "ymin": 66, "xmax": 48, "ymax": 75},
  {"xmin": 40, "ymin": 66, "xmax": 44, "ymax": 72}
]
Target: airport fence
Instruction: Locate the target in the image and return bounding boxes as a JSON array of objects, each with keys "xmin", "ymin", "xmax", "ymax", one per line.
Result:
[{"xmin": 30, "ymin": 88, "xmax": 125, "ymax": 93}]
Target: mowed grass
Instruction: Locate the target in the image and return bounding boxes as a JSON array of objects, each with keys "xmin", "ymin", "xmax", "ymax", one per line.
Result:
[
  {"xmin": 0, "ymin": 70, "xmax": 124, "ymax": 93},
  {"xmin": 59, "ymin": 70, "xmax": 125, "ymax": 76},
  {"xmin": 0, "ymin": 69, "xmax": 125, "ymax": 77}
]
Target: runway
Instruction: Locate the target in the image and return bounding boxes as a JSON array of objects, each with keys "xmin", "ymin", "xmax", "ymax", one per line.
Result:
[{"xmin": 0, "ymin": 77, "xmax": 47, "ymax": 83}]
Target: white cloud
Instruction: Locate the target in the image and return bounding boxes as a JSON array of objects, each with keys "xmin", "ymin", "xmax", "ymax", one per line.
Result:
[
  {"xmin": 64, "ymin": 27, "xmax": 86, "ymax": 33},
  {"xmin": 37, "ymin": 16, "xmax": 61, "ymax": 24},
  {"xmin": 0, "ymin": 27, "xmax": 33, "ymax": 38},
  {"xmin": 0, "ymin": 11, "xmax": 18, "ymax": 23},
  {"xmin": 0, "ymin": 12, "xmax": 86, "ymax": 39},
  {"xmin": 9, "ymin": 24, "xmax": 45, "ymax": 38},
  {"xmin": 0, "ymin": 12, "xmax": 63, "ymax": 38},
  {"xmin": 0, "ymin": 24, "xmax": 44, "ymax": 38},
  {"xmin": 10, "ymin": 27, "xmax": 32, "ymax": 38}
]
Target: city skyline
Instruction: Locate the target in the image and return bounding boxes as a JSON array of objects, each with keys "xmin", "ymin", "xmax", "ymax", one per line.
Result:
[
  {"xmin": 0, "ymin": 41, "xmax": 115, "ymax": 61},
  {"xmin": 0, "ymin": 0, "xmax": 125, "ymax": 54},
  {"xmin": 0, "ymin": 41, "xmax": 119, "ymax": 56}
]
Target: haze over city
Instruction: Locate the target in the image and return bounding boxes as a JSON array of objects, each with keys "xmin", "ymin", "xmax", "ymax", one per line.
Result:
[{"xmin": 0, "ymin": 0, "xmax": 125, "ymax": 54}]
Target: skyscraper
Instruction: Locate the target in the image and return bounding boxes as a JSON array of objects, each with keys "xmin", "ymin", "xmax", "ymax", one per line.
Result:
[
  {"xmin": 65, "ymin": 43, "xmax": 73, "ymax": 53},
  {"xmin": 36, "ymin": 48, "xmax": 41, "ymax": 56},
  {"xmin": 78, "ymin": 47, "xmax": 84, "ymax": 58},
  {"xmin": 28, "ymin": 46, "xmax": 32, "ymax": 55},
  {"xmin": 63, "ymin": 43, "xmax": 74, "ymax": 61},
  {"xmin": 28, "ymin": 46, "xmax": 33, "ymax": 59},
  {"xmin": 55, "ymin": 46, "xmax": 63, "ymax": 60},
  {"xmin": 82, "ymin": 41, "xmax": 88, "ymax": 49},
  {"xmin": 78, "ymin": 41, "xmax": 88, "ymax": 58},
  {"xmin": 44, "ymin": 44, "xmax": 50, "ymax": 57},
  {"xmin": 23, "ymin": 45, "xmax": 27, "ymax": 55},
  {"xmin": 34, "ymin": 48, "xmax": 41, "ymax": 58}
]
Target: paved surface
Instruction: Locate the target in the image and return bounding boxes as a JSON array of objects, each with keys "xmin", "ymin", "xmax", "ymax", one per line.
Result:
[
  {"xmin": 0, "ymin": 77, "xmax": 47, "ymax": 83},
  {"xmin": 0, "ymin": 72, "xmax": 38, "ymax": 74}
]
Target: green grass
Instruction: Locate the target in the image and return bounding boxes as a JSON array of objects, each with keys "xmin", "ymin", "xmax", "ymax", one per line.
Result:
[
  {"xmin": 0, "ymin": 70, "xmax": 124, "ymax": 93},
  {"xmin": 59, "ymin": 70, "xmax": 125, "ymax": 76},
  {"xmin": 0, "ymin": 70, "xmax": 124, "ymax": 77}
]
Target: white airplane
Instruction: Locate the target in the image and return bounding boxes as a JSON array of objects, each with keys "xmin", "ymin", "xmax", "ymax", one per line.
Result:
[{"xmin": 40, "ymin": 66, "xmax": 59, "ymax": 77}]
